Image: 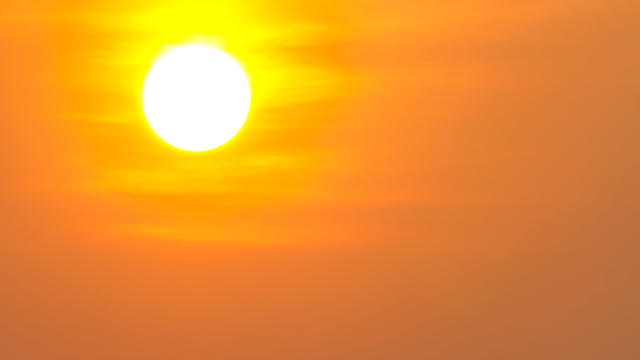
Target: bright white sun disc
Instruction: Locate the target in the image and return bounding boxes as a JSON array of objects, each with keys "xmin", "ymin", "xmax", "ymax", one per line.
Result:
[{"xmin": 142, "ymin": 45, "xmax": 251, "ymax": 151}]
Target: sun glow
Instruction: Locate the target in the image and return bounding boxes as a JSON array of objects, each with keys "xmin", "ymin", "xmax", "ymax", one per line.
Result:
[{"xmin": 142, "ymin": 45, "xmax": 251, "ymax": 151}]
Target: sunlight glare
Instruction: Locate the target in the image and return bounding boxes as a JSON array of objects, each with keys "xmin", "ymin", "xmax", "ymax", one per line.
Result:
[{"xmin": 142, "ymin": 45, "xmax": 251, "ymax": 151}]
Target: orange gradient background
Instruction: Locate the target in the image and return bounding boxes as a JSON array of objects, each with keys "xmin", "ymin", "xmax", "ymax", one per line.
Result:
[{"xmin": 1, "ymin": 0, "xmax": 639, "ymax": 358}]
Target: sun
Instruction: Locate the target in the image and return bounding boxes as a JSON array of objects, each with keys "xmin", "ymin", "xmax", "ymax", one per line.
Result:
[{"xmin": 142, "ymin": 45, "xmax": 251, "ymax": 151}]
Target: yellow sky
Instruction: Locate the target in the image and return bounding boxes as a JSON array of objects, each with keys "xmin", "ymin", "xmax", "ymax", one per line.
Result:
[{"xmin": 1, "ymin": 0, "xmax": 639, "ymax": 358}]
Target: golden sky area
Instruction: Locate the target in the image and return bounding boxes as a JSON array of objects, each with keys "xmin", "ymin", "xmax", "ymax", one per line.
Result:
[{"xmin": 1, "ymin": 0, "xmax": 639, "ymax": 358}]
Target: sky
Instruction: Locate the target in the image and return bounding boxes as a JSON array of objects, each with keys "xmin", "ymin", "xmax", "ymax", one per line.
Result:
[{"xmin": 1, "ymin": 0, "xmax": 639, "ymax": 358}]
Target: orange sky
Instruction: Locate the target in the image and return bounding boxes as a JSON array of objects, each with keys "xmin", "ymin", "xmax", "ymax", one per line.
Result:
[{"xmin": 1, "ymin": 0, "xmax": 639, "ymax": 358}]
